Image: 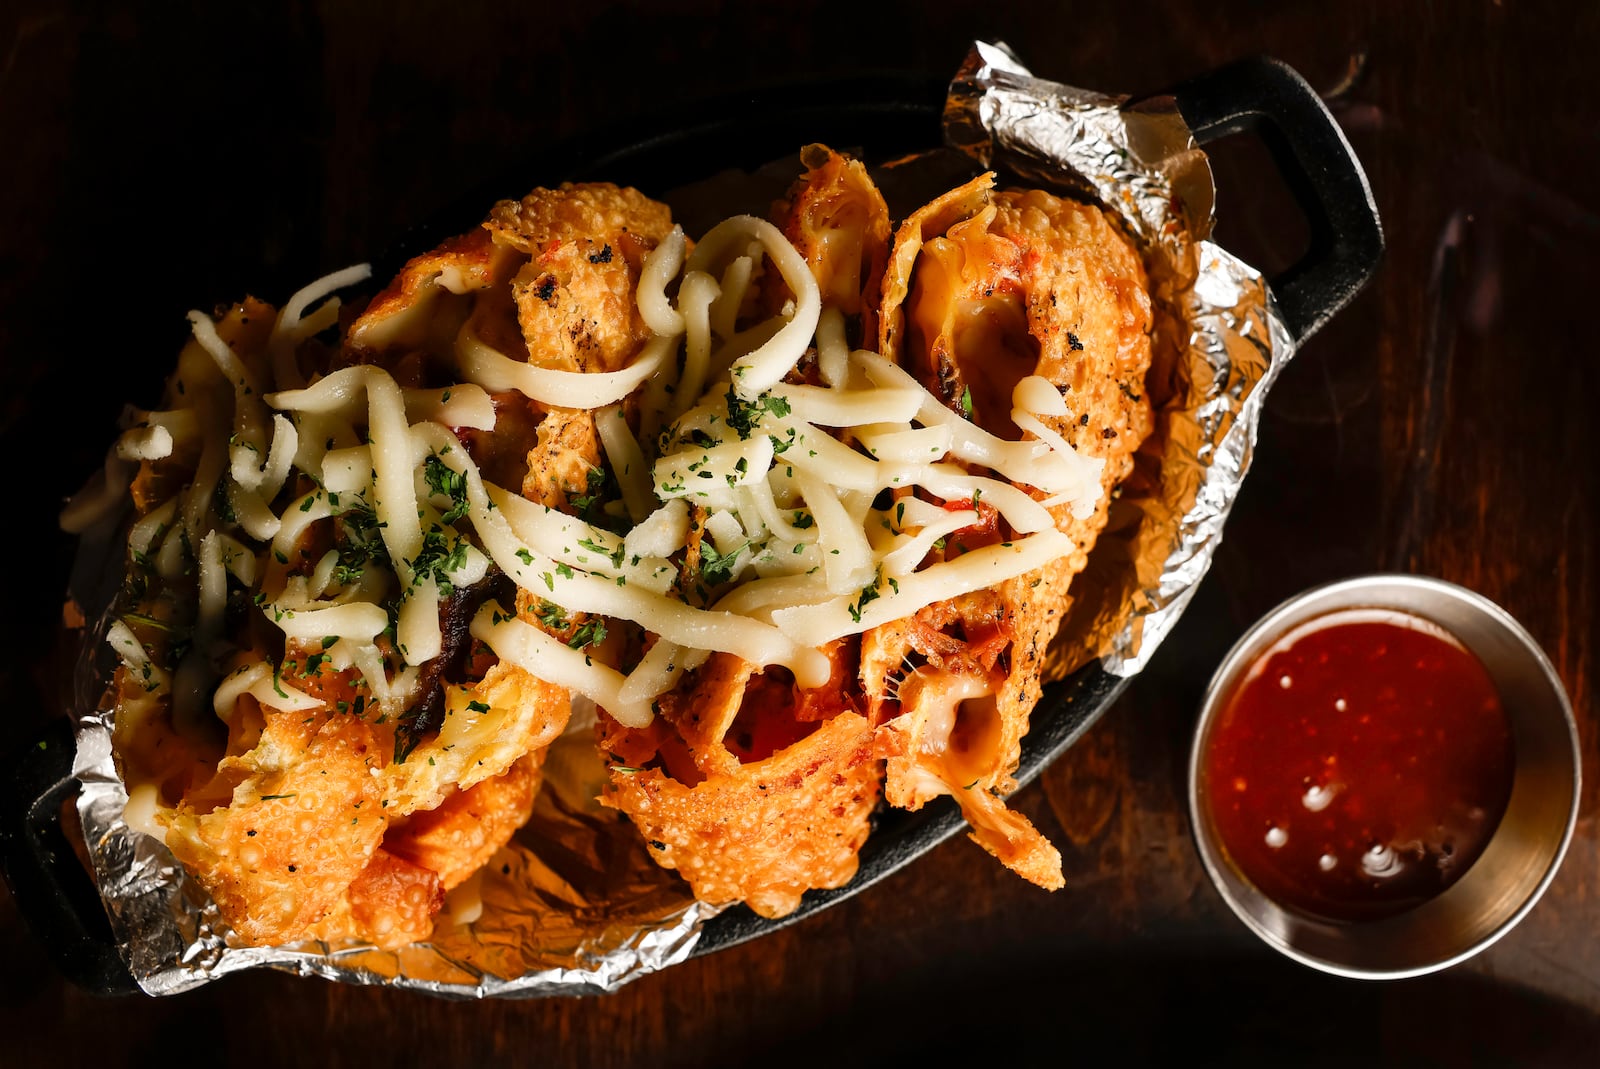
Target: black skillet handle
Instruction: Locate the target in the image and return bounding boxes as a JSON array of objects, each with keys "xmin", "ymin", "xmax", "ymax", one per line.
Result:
[
  {"xmin": 1166, "ymin": 56, "xmax": 1384, "ymax": 344},
  {"xmin": 0, "ymin": 717, "xmax": 138, "ymax": 995}
]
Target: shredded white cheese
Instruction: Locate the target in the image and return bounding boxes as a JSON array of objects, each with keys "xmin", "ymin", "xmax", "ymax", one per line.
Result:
[{"xmin": 86, "ymin": 206, "xmax": 1109, "ymax": 743}]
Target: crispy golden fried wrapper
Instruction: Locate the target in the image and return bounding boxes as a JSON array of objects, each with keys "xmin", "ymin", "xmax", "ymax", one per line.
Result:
[
  {"xmin": 384, "ymin": 754, "xmax": 541, "ymax": 891},
  {"xmin": 866, "ymin": 174, "xmax": 1155, "ymax": 890},
  {"xmin": 773, "ymin": 144, "xmax": 893, "ymax": 346},
  {"xmin": 599, "ymin": 648, "xmax": 879, "ymax": 919},
  {"xmin": 485, "ymin": 183, "xmax": 674, "ymax": 256},
  {"xmin": 118, "ymin": 185, "xmax": 675, "ymax": 948},
  {"xmin": 306, "ymin": 850, "xmax": 443, "ymax": 949},
  {"xmin": 988, "ymin": 187, "xmax": 1155, "ymax": 584},
  {"xmin": 860, "ymin": 581, "xmax": 1064, "ymax": 890}
]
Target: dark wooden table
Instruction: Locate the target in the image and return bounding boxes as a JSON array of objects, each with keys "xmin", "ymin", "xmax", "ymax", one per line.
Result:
[{"xmin": 3, "ymin": 2, "xmax": 1596, "ymax": 1065}]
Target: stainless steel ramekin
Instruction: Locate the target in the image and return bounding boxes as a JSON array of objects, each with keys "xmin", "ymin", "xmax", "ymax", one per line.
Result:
[{"xmin": 1188, "ymin": 574, "xmax": 1581, "ymax": 979}]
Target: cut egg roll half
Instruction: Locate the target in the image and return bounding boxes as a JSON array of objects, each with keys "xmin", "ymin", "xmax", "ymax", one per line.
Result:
[
  {"xmin": 120, "ymin": 184, "xmax": 674, "ymax": 948},
  {"xmin": 864, "ymin": 173, "xmax": 1155, "ymax": 889}
]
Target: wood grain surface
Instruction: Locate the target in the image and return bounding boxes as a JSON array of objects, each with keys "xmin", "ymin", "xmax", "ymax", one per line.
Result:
[{"xmin": 2, "ymin": 2, "xmax": 1596, "ymax": 1065}]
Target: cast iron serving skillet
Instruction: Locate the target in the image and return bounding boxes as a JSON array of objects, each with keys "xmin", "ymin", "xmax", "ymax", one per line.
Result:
[{"xmin": 0, "ymin": 57, "xmax": 1381, "ymax": 996}]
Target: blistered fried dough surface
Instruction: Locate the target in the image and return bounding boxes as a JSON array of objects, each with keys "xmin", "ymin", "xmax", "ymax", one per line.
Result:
[
  {"xmin": 486, "ymin": 183, "xmax": 673, "ymax": 256},
  {"xmin": 385, "ymin": 754, "xmax": 541, "ymax": 891},
  {"xmin": 347, "ymin": 229, "xmax": 518, "ymax": 357},
  {"xmin": 774, "ymin": 144, "xmax": 892, "ymax": 345},
  {"xmin": 487, "ymin": 183, "xmax": 673, "ymax": 375},
  {"xmin": 159, "ymin": 642, "xmax": 569, "ymax": 947},
  {"xmin": 306, "ymin": 850, "xmax": 443, "ymax": 948},
  {"xmin": 163, "ymin": 703, "xmax": 390, "ymax": 945},
  {"xmin": 603, "ymin": 710, "xmax": 879, "ymax": 919},
  {"xmin": 600, "ymin": 639, "xmax": 881, "ymax": 917},
  {"xmin": 989, "ymin": 188, "xmax": 1154, "ymax": 584}
]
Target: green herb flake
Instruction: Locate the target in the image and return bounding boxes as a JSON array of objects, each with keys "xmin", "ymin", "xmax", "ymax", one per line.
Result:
[{"xmin": 567, "ymin": 619, "xmax": 608, "ymax": 651}]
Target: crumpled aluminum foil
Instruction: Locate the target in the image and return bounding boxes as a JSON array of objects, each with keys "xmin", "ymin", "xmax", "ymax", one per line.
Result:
[
  {"xmin": 947, "ymin": 40, "xmax": 1296, "ymax": 678},
  {"xmin": 68, "ymin": 40, "xmax": 1296, "ymax": 998}
]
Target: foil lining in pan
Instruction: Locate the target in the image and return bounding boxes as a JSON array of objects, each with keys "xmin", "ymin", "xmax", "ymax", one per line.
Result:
[{"xmin": 69, "ymin": 40, "xmax": 1296, "ymax": 997}]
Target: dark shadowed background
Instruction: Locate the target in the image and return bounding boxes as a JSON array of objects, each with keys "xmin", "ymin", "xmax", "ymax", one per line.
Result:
[{"xmin": 2, "ymin": 2, "xmax": 1596, "ymax": 1066}]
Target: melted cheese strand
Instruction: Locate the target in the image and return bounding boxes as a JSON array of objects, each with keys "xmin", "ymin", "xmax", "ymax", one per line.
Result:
[
  {"xmin": 470, "ymin": 604, "xmax": 647, "ymax": 726},
  {"xmin": 115, "ymin": 424, "xmax": 173, "ymax": 462},
  {"xmin": 272, "ymin": 263, "xmax": 373, "ymax": 389},
  {"xmin": 1014, "ymin": 374, "xmax": 1069, "ymax": 416},
  {"xmin": 457, "ymin": 323, "xmax": 674, "ymax": 410},
  {"xmin": 852, "ymin": 348, "xmax": 1072, "ymax": 488},
  {"xmin": 271, "ymin": 601, "xmax": 389, "ymax": 643},
  {"xmin": 816, "ymin": 305, "xmax": 849, "ymax": 387},
  {"xmin": 257, "ymin": 414, "xmax": 299, "ymax": 501},
  {"xmin": 616, "ymin": 639, "xmax": 690, "ymax": 710},
  {"xmin": 1011, "ymin": 409, "xmax": 1105, "ymax": 520},
  {"xmin": 271, "ymin": 491, "xmax": 332, "ymax": 559},
  {"xmin": 402, "ymin": 384, "xmax": 496, "ymax": 431},
  {"xmin": 796, "ymin": 470, "xmax": 876, "ymax": 595},
  {"xmin": 654, "ymin": 434, "xmax": 775, "ymax": 502},
  {"xmin": 770, "ymin": 529, "xmax": 1074, "ymax": 647},
  {"xmin": 686, "ymin": 216, "xmax": 821, "ymax": 398},
  {"xmin": 772, "ymin": 383, "xmax": 923, "ymax": 428},
  {"xmin": 249, "ymin": 670, "xmax": 325, "ymax": 714},
  {"xmin": 749, "ymin": 478, "xmax": 814, "ymax": 544},
  {"xmin": 398, "ymin": 576, "xmax": 444, "ymax": 664},
  {"xmin": 856, "ymin": 424, "xmax": 952, "ymax": 463},
  {"xmin": 213, "ymin": 662, "xmax": 269, "ymax": 723},
  {"xmin": 128, "ymin": 498, "xmax": 178, "ymax": 556},
  {"xmin": 364, "ymin": 369, "xmax": 422, "ymax": 569},
  {"xmin": 709, "ymin": 255, "xmax": 755, "ymax": 339},
  {"xmin": 186, "ymin": 310, "xmax": 260, "ymax": 398},
  {"xmin": 596, "ymin": 404, "xmax": 654, "ymax": 523},
  {"xmin": 637, "ymin": 226, "xmax": 688, "ymax": 336},
  {"xmin": 281, "ymin": 263, "xmax": 372, "ymax": 335},
  {"xmin": 625, "ymin": 499, "xmax": 691, "ymax": 559},
  {"xmin": 672, "ymin": 270, "xmax": 720, "ymax": 421},
  {"xmin": 107, "ymin": 619, "xmax": 170, "ymax": 694},
  {"xmin": 879, "ymin": 509, "xmax": 978, "ymax": 577}
]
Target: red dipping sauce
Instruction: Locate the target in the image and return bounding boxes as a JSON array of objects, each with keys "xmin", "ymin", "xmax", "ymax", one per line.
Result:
[{"xmin": 1202, "ymin": 609, "xmax": 1514, "ymax": 922}]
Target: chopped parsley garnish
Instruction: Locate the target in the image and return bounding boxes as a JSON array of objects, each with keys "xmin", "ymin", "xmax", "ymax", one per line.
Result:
[
  {"xmin": 409, "ymin": 525, "xmax": 469, "ymax": 595},
  {"xmin": 724, "ymin": 387, "xmax": 791, "ymax": 439},
  {"xmin": 567, "ymin": 618, "xmax": 608, "ymax": 651},
  {"xmin": 847, "ymin": 568, "xmax": 885, "ymax": 623},
  {"xmin": 332, "ymin": 501, "xmax": 389, "ymax": 586},
  {"xmin": 535, "ymin": 600, "xmax": 570, "ymax": 632},
  {"xmin": 567, "ymin": 466, "xmax": 608, "ymax": 516},
  {"xmin": 698, "ymin": 540, "xmax": 747, "ymax": 586},
  {"xmin": 423, "ymin": 454, "xmax": 470, "ymax": 523},
  {"xmin": 577, "ymin": 536, "xmax": 625, "ymax": 568}
]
